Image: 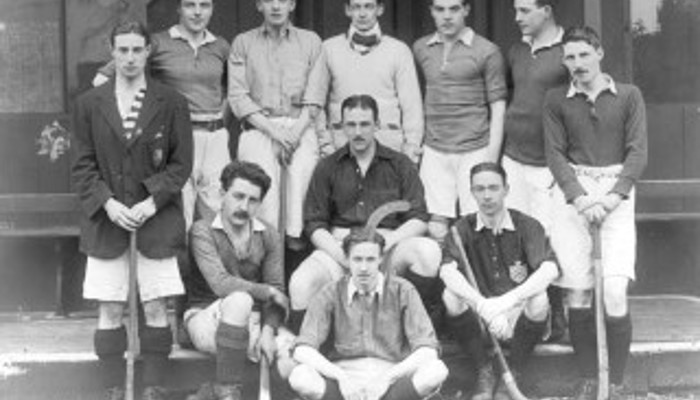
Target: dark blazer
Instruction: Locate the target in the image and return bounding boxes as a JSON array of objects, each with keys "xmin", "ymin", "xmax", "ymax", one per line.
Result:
[{"xmin": 71, "ymin": 79, "xmax": 193, "ymax": 259}]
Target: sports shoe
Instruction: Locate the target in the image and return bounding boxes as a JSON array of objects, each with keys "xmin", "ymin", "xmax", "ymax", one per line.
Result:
[
  {"xmin": 142, "ymin": 386, "xmax": 167, "ymax": 400},
  {"xmin": 213, "ymin": 383, "xmax": 242, "ymax": 400},
  {"xmin": 103, "ymin": 386, "xmax": 125, "ymax": 400},
  {"xmin": 471, "ymin": 363, "xmax": 496, "ymax": 400},
  {"xmin": 573, "ymin": 379, "xmax": 597, "ymax": 400}
]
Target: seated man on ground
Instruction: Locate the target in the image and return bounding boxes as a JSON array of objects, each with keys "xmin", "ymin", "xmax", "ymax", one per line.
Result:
[
  {"xmin": 288, "ymin": 94, "xmax": 442, "ymax": 334},
  {"xmin": 184, "ymin": 161, "xmax": 291, "ymax": 400},
  {"xmin": 436, "ymin": 162, "xmax": 560, "ymax": 400},
  {"xmin": 289, "ymin": 229, "xmax": 448, "ymax": 400}
]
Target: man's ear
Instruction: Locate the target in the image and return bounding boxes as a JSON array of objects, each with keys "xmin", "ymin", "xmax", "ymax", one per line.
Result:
[{"xmin": 376, "ymin": 3, "xmax": 385, "ymax": 17}]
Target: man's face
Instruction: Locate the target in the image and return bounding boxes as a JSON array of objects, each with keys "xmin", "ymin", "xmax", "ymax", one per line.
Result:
[
  {"xmin": 112, "ymin": 33, "xmax": 150, "ymax": 81},
  {"xmin": 563, "ymin": 40, "xmax": 604, "ymax": 86},
  {"xmin": 346, "ymin": 0, "xmax": 384, "ymax": 32},
  {"xmin": 221, "ymin": 178, "xmax": 263, "ymax": 227},
  {"xmin": 514, "ymin": 0, "xmax": 549, "ymax": 37},
  {"xmin": 348, "ymin": 242, "xmax": 382, "ymax": 293},
  {"xmin": 471, "ymin": 170, "xmax": 508, "ymax": 217},
  {"xmin": 178, "ymin": 0, "xmax": 213, "ymax": 35},
  {"xmin": 431, "ymin": 0, "xmax": 469, "ymax": 40},
  {"xmin": 257, "ymin": 0, "xmax": 295, "ymax": 28},
  {"xmin": 342, "ymin": 107, "xmax": 377, "ymax": 154}
]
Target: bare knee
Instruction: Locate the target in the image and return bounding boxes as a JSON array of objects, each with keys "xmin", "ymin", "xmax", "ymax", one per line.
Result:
[
  {"xmin": 289, "ymin": 259, "xmax": 332, "ymax": 310},
  {"xmin": 288, "ymin": 364, "xmax": 325, "ymax": 400},
  {"xmin": 142, "ymin": 298, "xmax": 169, "ymax": 327},
  {"xmin": 443, "ymin": 289, "xmax": 470, "ymax": 317},
  {"xmin": 393, "ymin": 237, "xmax": 442, "ymax": 278},
  {"xmin": 428, "ymin": 217, "xmax": 449, "ymax": 242},
  {"xmin": 220, "ymin": 292, "xmax": 254, "ymax": 326},
  {"xmin": 524, "ymin": 291, "xmax": 550, "ymax": 322},
  {"xmin": 566, "ymin": 289, "xmax": 592, "ymax": 309},
  {"xmin": 412, "ymin": 358, "xmax": 448, "ymax": 396},
  {"xmin": 603, "ymin": 278, "xmax": 629, "ymax": 317},
  {"xmin": 98, "ymin": 302, "xmax": 125, "ymax": 329}
]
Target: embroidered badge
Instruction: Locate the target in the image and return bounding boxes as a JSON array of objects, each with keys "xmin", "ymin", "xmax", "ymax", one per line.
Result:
[{"xmin": 509, "ymin": 260, "xmax": 528, "ymax": 284}]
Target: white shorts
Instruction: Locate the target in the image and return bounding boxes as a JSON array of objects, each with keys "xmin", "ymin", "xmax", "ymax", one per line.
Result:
[
  {"xmin": 550, "ymin": 165, "xmax": 636, "ymax": 289},
  {"xmin": 184, "ymin": 300, "xmax": 295, "ymax": 362},
  {"xmin": 502, "ymin": 155, "xmax": 555, "ymax": 234},
  {"xmin": 83, "ymin": 252, "xmax": 184, "ymax": 302},
  {"xmin": 419, "ymin": 145, "xmax": 490, "ymax": 218}
]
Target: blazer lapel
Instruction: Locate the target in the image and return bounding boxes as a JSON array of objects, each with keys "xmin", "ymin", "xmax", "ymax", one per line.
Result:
[
  {"xmin": 95, "ymin": 82, "xmax": 129, "ymax": 146},
  {"xmin": 133, "ymin": 83, "xmax": 164, "ymax": 145}
]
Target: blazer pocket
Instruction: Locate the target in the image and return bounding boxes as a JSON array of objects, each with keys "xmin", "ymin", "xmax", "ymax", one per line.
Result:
[{"xmin": 147, "ymin": 126, "xmax": 167, "ymax": 170}]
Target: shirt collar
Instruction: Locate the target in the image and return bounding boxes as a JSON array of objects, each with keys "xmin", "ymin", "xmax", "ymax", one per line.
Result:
[
  {"xmin": 522, "ymin": 26, "xmax": 564, "ymax": 53},
  {"xmin": 347, "ymin": 23, "xmax": 383, "ymax": 41},
  {"xmin": 347, "ymin": 273, "xmax": 385, "ymax": 305},
  {"xmin": 212, "ymin": 214, "xmax": 266, "ymax": 232},
  {"xmin": 335, "ymin": 140, "xmax": 393, "ymax": 162},
  {"xmin": 169, "ymin": 25, "xmax": 217, "ymax": 46},
  {"xmin": 427, "ymin": 27, "xmax": 474, "ymax": 47},
  {"xmin": 566, "ymin": 74, "xmax": 618, "ymax": 99},
  {"xmin": 260, "ymin": 22, "xmax": 293, "ymax": 39},
  {"xmin": 475, "ymin": 210, "xmax": 515, "ymax": 235}
]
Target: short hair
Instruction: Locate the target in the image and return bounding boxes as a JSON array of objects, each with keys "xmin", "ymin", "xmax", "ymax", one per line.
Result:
[
  {"xmin": 432, "ymin": 0, "xmax": 471, "ymax": 7},
  {"xmin": 109, "ymin": 20, "xmax": 151, "ymax": 47},
  {"xmin": 563, "ymin": 26, "xmax": 602, "ymax": 50},
  {"xmin": 470, "ymin": 161, "xmax": 507, "ymax": 184},
  {"xmin": 340, "ymin": 94, "xmax": 379, "ymax": 123},
  {"xmin": 345, "ymin": 0, "xmax": 384, "ymax": 4},
  {"xmin": 219, "ymin": 161, "xmax": 272, "ymax": 198},
  {"xmin": 342, "ymin": 228, "xmax": 386, "ymax": 256},
  {"xmin": 533, "ymin": 0, "xmax": 557, "ymax": 9}
]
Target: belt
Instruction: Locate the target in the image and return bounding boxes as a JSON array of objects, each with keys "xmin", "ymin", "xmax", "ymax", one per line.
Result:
[{"xmin": 191, "ymin": 119, "xmax": 225, "ymax": 131}]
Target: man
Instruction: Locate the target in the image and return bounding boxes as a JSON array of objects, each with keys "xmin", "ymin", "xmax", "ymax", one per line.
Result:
[
  {"xmin": 413, "ymin": 0, "xmax": 507, "ymax": 242},
  {"xmin": 184, "ymin": 161, "xmax": 291, "ymax": 400},
  {"xmin": 288, "ymin": 95, "xmax": 441, "ymax": 335},
  {"xmin": 288, "ymin": 229, "xmax": 448, "ymax": 400},
  {"xmin": 94, "ymin": 0, "xmax": 231, "ymax": 229},
  {"xmin": 503, "ymin": 0, "xmax": 569, "ymax": 342},
  {"xmin": 72, "ymin": 21, "xmax": 193, "ymax": 400},
  {"xmin": 304, "ymin": 0, "xmax": 424, "ymax": 163},
  {"xmin": 230, "ymin": 0, "xmax": 324, "ymax": 245},
  {"xmin": 436, "ymin": 162, "xmax": 559, "ymax": 400},
  {"xmin": 544, "ymin": 27, "xmax": 647, "ymax": 399}
]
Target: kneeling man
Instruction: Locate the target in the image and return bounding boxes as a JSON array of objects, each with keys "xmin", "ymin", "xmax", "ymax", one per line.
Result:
[
  {"xmin": 289, "ymin": 229, "xmax": 448, "ymax": 400},
  {"xmin": 185, "ymin": 161, "xmax": 291, "ymax": 400},
  {"xmin": 438, "ymin": 162, "xmax": 560, "ymax": 400}
]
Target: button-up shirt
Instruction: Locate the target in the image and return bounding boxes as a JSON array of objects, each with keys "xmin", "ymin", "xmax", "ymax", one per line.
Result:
[
  {"xmin": 303, "ymin": 142, "xmax": 428, "ymax": 238},
  {"xmin": 544, "ymin": 76, "xmax": 648, "ymax": 201},
  {"xmin": 187, "ymin": 215, "xmax": 285, "ymax": 327},
  {"xmin": 443, "ymin": 210, "xmax": 557, "ymax": 296},
  {"xmin": 98, "ymin": 26, "xmax": 230, "ymax": 118},
  {"xmin": 295, "ymin": 274, "xmax": 439, "ymax": 362},
  {"xmin": 228, "ymin": 23, "xmax": 322, "ymax": 119},
  {"xmin": 413, "ymin": 28, "xmax": 507, "ymax": 153}
]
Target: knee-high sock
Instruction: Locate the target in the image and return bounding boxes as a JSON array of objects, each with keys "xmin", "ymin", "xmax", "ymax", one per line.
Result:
[
  {"xmin": 402, "ymin": 269, "xmax": 445, "ymax": 329},
  {"xmin": 383, "ymin": 375, "xmax": 422, "ymax": 400},
  {"xmin": 140, "ymin": 325, "xmax": 173, "ymax": 387},
  {"xmin": 215, "ymin": 322, "xmax": 249, "ymax": 386},
  {"xmin": 94, "ymin": 326, "xmax": 127, "ymax": 389},
  {"xmin": 510, "ymin": 315, "xmax": 547, "ymax": 372},
  {"xmin": 568, "ymin": 308, "xmax": 597, "ymax": 379},
  {"xmin": 320, "ymin": 377, "xmax": 343, "ymax": 400},
  {"xmin": 447, "ymin": 310, "xmax": 487, "ymax": 368},
  {"xmin": 606, "ymin": 314, "xmax": 632, "ymax": 385}
]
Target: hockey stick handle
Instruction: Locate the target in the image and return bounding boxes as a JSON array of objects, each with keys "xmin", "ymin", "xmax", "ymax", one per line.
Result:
[
  {"xmin": 125, "ymin": 231, "xmax": 139, "ymax": 400},
  {"xmin": 591, "ymin": 223, "xmax": 609, "ymax": 400},
  {"xmin": 449, "ymin": 226, "xmax": 529, "ymax": 400},
  {"xmin": 258, "ymin": 353, "xmax": 271, "ymax": 400}
]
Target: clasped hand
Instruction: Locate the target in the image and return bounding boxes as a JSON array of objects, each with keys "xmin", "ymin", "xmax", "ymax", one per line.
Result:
[{"xmin": 104, "ymin": 197, "xmax": 156, "ymax": 232}]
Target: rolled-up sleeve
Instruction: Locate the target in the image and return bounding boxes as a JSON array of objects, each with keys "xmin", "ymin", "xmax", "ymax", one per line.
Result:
[
  {"xmin": 294, "ymin": 284, "xmax": 335, "ymax": 350},
  {"xmin": 227, "ymin": 35, "xmax": 263, "ymax": 119},
  {"xmin": 612, "ymin": 87, "xmax": 647, "ymax": 197},
  {"xmin": 483, "ymin": 47, "xmax": 508, "ymax": 104}
]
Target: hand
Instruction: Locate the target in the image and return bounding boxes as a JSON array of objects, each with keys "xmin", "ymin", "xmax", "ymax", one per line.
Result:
[
  {"xmin": 600, "ymin": 193, "xmax": 623, "ymax": 212},
  {"xmin": 338, "ymin": 377, "xmax": 364, "ymax": 400},
  {"xmin": 485, "ymin": 145, "xmax": 501, "ymax": 163},
  {"xmin": 573, "ymin": 195, "xmax": 596, "ymax": 214},
  {"xmin": 487, "ymin": 314, "xmax": 511, "ymax": 340},
  {"xmin": 478, "ymin": 294, "xmax": 518, "ymax": 324},
  {"xmin": 129, "ymin": 197, "xmax": 157, "ymax": 227},
  {"xmin": 582, "ymin": 203, "xmax": 607, "ymax": 225},
  {"xmin": 363, "ymin": 376, "xmax": 391, "ymax": 400},
  {"xmin": 104, "ymin": 198, "xmax": 140, "ymax": 231},
  {"xmin": 319, "ymin": 141, "xmax": 336, "ymax": 158},
  {"xmin": 268, "ymin": 286, "xmax": 290, "ymax": 316},
  {"xmin": 401, "ymin": 142, "xmax": 422, "ymax": 164},
  {"xmin": 92, "ymin": 73, "xmax": 109, "ymax": 87},
  {"xmin": 256, "ymin": 325, "xmax": 277, "ymax": 363}
]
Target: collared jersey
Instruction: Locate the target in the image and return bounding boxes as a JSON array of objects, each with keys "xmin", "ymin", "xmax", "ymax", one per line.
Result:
[
  {"xmin": 544, "ymin": 78, "xmax": 648, "ymax": 201},
  {"xmin": 295, "ymin": 275, "xmax": 439, "ymax": 362},
  {"xmin": 228, "ymin": 24, "xmax": 322, "ymax": 119},
  {"xmin": 413, "ymin": 28, "xmax": 507, "ymax": 153},
  {"xmin": 303, "ymin": 142, "xmax": 428, "ymax": 238},
  {"xmin": 442, "ymin": 209, "xmax": 557, "ymax": 296}
]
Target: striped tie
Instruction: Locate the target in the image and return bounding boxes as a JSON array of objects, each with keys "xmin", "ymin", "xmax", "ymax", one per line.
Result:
[{"xmin": 123, "ymin": 89, "xmax": 146, "ymax": 140}]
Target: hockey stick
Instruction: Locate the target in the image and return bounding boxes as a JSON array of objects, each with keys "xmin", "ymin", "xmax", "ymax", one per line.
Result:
[
  {"xmin": 125, "ymin": 231, "xmax": 139, "ymax": 400},
  {"xmin": 450, "ymin": 227, "xmax": 529, "ymax": 400},
  {"xmin": 258, "ymin": 353, "xmax": 271, "ymax": 400},
  {"xmin": 364, "ymin": 200, "xmax": 411, "ymax": 236},
  {"xmin": 591, "ymin": 223, "xmax": 609, "ymax": 400}
]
